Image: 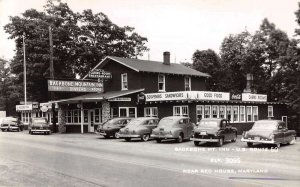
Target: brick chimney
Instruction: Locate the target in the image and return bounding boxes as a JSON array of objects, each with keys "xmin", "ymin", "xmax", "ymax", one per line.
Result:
[{"xmin": 163, "ymin": 51, "xmax": 170, "ymax": 65}]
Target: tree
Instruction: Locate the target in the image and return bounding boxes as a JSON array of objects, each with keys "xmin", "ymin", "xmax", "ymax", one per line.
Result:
[
  {"xmin": 191, "ymin": 49, "xmax": 222, "ymax": 91},
  {"xmin": 4, "ymin": 0, "xmax": 149, "ymax": 103}
]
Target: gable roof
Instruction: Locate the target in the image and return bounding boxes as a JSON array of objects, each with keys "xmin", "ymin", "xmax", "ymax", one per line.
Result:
[{"xmin": 83, "ymin": 56, "xmax": 210, "ymax": 79}]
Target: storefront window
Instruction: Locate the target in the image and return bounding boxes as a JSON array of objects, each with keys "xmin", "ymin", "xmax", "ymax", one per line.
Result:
[
  {"xmin": 94, "ymin": 108, "xmax": 101, "ymax": 123},
  {"xmin": 219, "ymin": 106, "xmax": 226, "ymax": 119},
  {"xmin": 184, "ymin": 76, "xmax": 191, "ymax": 91},
  {"xmin": 253, "ymin": 106, "xmax": 258, "ymax": 121},
  {"xmin": 73, "ymin": 110, "xmax": 79, "ymax": 123},
  {"xmin": 212, "ymin": 105, "xmax": 218, "ymax": 118},
  {"xmin": 247, "ymin": 106, "xmax": 252, "ymax": 122},
  {"xmin": 196, "ymin": 105, "xmax": 204, "ymax": 123},
  {"xmin": 204, "ymin": 105, "xmax": 211, "ymax": 118},
  {"xmin": 84, "ymin": 110, "xmax": 88, "ymax": 123},
  {"xmin": 233, "ymin": 106, "xmax": 239, "ymax": 122},
  {"xmin": 144, "ymin": 107, "xmax": 158, "ymax": 117},
  {"xmin": 240, "ymin": 106, "xmax": 245, "ymax": 122},
  {"xmin": 173, "ymin": 106, "xmax": 188, "ymax": 116},
  {"xmin": 158, "ymin": 74, "xmax": 165, "ymax": 92},
  {"xmin": 226, "ymin": 106, "xmax": 232, "ymax": 122},
  {"xmin": 268, "ymin": 106, "xmax": 273, "ymax": 118}
]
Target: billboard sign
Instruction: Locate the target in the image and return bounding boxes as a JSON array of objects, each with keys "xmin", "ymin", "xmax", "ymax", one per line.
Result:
[
  {"xmin": 88, "ymin": 69, "xmax": 112, "ymax": 79},
  {"xmin": 48, "ymin": 80, "xmax": 103, "ymax": 93}
]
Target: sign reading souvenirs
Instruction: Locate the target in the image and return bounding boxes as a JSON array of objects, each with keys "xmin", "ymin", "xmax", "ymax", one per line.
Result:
[
  {"xmin": 242, "ymin": 93, "xmax": 267, "ymax": 102},
  {"xmin": 16, "ymin": 104, "xmax": 32, "ymax": 111},
  {"xmin": 88, "ymin": 69, "xmax": 112, "ymax": 79},
  {"xmin": 145, "ymin": 91, "xmax": 230, "ymax": 102},
  {"xmin": 108, "ymin": 97, "xmax": 131, "ymax": 102},
  {"xmin": 48, "ymin": 80, "xmax": 103, "ymax": 93}
]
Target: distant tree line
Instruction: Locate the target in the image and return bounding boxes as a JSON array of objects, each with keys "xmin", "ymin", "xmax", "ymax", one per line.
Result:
[{"xmin": 189, "ymin": 8, "xmax": 300, "ymax": 129}]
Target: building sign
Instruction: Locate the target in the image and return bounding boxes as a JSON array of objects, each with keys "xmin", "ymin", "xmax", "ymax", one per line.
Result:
[
  {"xmin": 197, "ymin": 91, "xmax": 230, "ymax": 101},
  {"xmin": 242, "ymin": 93, "xmax": 267, "ymax": 102},
  {"xmin": 48, "ymin": 80, "xmax": 103, "ymax": 93},
  {"xmin": 145, "ymin": 91, "xmax": 230, "ymax": 102},
  {"xmin": 108, "ymin": 97, "xmax": 131, "ymax": 102},
  {"xmin": 16, "ymin": 104, "xmax": 32, "ymax": 111},
  {"xmin": 230, "ymin": 93, "xmax": 242, "ymax": 100},
  {"xmin": 88, "ymin": 69, "xmax": 112, "ymax": 79},
  {"xmin": 40, "ymin": 102, "xmax": 58, "ymax": 112}
]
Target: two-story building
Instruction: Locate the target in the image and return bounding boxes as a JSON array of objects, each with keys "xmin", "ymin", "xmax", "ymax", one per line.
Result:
[{"xmin": 24, "ymin": 52, "xmax": 287, "ymax": 134}]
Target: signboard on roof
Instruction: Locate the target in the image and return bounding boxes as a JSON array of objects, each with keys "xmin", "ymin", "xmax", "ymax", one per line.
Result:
[
  {"xmin": 242, "ymin": 93, "xmax": 267, "ymax": 102},
  {"xmin": 16, "ymin": 104, "xmax": 32, "ymax": 111},
  {"xmin": 48, "ymin": 80, "xmax": 103, "ymax": 93},
  {"xmin": 88, "ymin": 69, "xmax": 112, "ymax": 79}
]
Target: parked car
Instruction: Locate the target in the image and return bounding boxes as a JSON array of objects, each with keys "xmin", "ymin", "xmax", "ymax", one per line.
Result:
[
  {"xmin": 118, "ymin": 117, "xmax": 159, "ymax": 141},
  {"xmin": 29, "ymin": 117, "xmax": 51, "ymax": 135},
  {"xmin": 151, "ymin": 116, "xmax": 195, "ymax": 143},
  {"xmin": 0, "ymin": 117, "xmax": 21, "ymax": 132},
  {"xmin": 241, "ymin": 120, "xmax": 296, "ymax": 148},
  {"xmin": 96, "ymin": 117, "xmax": 132, "ymax": 138},
  {"xmin": 190, "ymin": 118, "xmax": 237, "ymax": 147}
]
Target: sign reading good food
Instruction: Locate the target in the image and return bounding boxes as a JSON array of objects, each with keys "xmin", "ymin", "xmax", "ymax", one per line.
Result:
[
  {"xmin": 242, "ymin": 93, "xmax": 267, "ymax": 102},
  {"xmin": 48, "ymin": 80, "xmax": 103, "ymax": 92},
  {"xmin": 16, "ymin": 104, "xmax": 32, "ymax": 111},
  {"xmin": 88, "ymin": 69, "xmax": 112, "ymax": 79},
  {"xmin": 197, "ymin": 91, "xmax": 230, "ymax": 101},
  {"xmin": 108, "ymin": 97, "xmax": 131, "ymax": 102}
]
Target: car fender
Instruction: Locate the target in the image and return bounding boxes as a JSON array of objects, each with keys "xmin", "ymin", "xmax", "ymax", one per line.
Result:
[{"xmin": 171, "ymin": 128, "xmax": 183, "ymax": 138}]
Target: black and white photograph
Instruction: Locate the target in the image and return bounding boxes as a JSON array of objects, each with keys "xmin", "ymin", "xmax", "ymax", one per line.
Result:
[{"xmin": 0, "ymin": 0, "xmax": 300, "ymax": 186}]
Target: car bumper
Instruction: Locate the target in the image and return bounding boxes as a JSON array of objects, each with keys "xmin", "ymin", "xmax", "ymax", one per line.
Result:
[
  {"xmin": 118, "ymin": 134, "xmax": 141, "ymax": 138},
  {"xmin": 97, "ymin": 132, "xmax": 108, "ymax": 136},
  {"xmin": 241, "ymin": 137, "xmax": 275, "ymax": 144},
  {"xmin": 151, "ymin": 134, "xmax": 175, "ymax": 139},
  {"xmin": 31, "ymin": 129, "xmax": 51, "ymax": 133},
  {"xmin": 190, "ymin": 137, "xmax": 219, "ymax": 142}
]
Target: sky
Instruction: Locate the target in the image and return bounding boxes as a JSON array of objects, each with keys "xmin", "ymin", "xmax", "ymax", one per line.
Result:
[{"xmin": 0, "ymin": 0, "xmax": 299, "ymax": 63}]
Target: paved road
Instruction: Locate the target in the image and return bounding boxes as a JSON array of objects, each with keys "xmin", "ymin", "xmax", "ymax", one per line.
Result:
[{"xmin": 0, "ymin": 131, "xmax": 299, "ymax": 187}]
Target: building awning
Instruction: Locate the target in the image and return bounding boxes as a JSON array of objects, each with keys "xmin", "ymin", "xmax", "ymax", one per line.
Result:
[{"xmin": 51, "ymin": 88, "xmax": 145, "ymax": 104}]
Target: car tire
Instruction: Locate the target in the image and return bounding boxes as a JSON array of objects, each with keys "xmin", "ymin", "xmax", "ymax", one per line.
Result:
[
  {"xmin": 114, "ymin": 132, "xmax": 120, "ymax": 139},
  {"xmin": 217, "ymin": 137, "xmax": 224, "ymax": 147},
  {"xmin": 194, "ymin": 141, "xmax": 200, "ymax": 146},
  {"xmin": 125, "ymin": 138, "xmax": 131, "ymax": 142},
  {"xmin": 247, "ymin": 142, "xmax": 253, "ymax": 147},
  {"xmin": 177, "ymin": 133, "xmax": 183, "ymax": 143},
  {"xmin": 288, "ymin": 137, "xmax": 296, "ymax": 145},
  {"xmin": 142, "ymin": 134, "xmax": 150, "ymax": 142},
  {"xmin": 231, "ymin": 133, "xmax": 237, "ymax": 142},
  {"xmin": 156, "ymin": 139, "xmax": 161, "ymax": 143}
]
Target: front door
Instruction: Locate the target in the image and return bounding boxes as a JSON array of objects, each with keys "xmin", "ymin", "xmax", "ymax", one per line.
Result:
[{"xmin": 88, "ymin": 110, "xmax": 95, "ymax": 132}]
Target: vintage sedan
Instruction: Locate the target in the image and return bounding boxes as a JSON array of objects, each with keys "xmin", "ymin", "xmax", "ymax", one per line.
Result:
[
  {"xmin": 96, "ymin": 117, "xmax": 132, "ymax": 138},
  {"xmin": 191, "ymin": 118, "xmax": 238, "ymax": 147},
  {"xmin": 241, "ymin": 120, "xmax": 296, "ymax": 148},
  {"xmin": 29, "ymin": 117, "xmax": 51, "ymax": 135},
  {"xmin": 118, "ymin": 117, "xmax": 159, "ymax": 141},
  {"xmin": 0, "ymin": 117, "xmax": 21, "ymax": 132},
  {"xmin": 151, "ymin": 116, "xmax": 195, "ymax": 143}
]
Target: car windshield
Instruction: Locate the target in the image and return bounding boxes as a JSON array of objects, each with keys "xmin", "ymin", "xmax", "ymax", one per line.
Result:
[
  {"xmin": 252, "ymin": 121, "xmax": 278, "ymax": 130},
  {"xmin": 2, "ymin": 119, "xmax": 17, "ymax": 123},
  {"xmin": 199, "ymin": 121, "xmax": 219, "ymax": 128},
  {"xmin": 126, "ymin": 118, "xmax": 143, "ymax": 127},
  {"xmin": 158, "ymin": 118, "xmax": 175, "ymax": 128},
  {"xmin": 33, "ymin": 119, "xmax": 47, "ymax": 123}
]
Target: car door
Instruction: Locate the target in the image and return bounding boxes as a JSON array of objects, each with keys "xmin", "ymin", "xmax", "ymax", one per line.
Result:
[
  {"xmin": 276, "ymin": 122, "xmax": 285, "ymax": 143},
  {"xmin": 179, "ymin": 119, "xmax": 188, "ymax": 136}
]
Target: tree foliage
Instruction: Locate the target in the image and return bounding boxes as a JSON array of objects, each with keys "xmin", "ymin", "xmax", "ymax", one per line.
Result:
[{"xmin": 4, "ymin": 0, "xmax": 148, "ymax": 103}]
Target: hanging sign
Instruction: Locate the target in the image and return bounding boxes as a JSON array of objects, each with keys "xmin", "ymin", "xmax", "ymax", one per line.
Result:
[
  {"xmin": 88, "ymin": 69, "xmax": 112, "ymax": 79},
  {"xmin": 108, "ymin": 97, "xmax": 131, "ymax": 102},
  {"xmin": 48, "ymin": 80, "xmax": 103, "ymax": 92}
]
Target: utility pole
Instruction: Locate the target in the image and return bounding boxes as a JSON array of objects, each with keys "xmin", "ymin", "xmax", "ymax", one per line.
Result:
[
  {"xmin": 23, "ymin": 32, "xmax": 27, "ymax": 105},
  {"xmin": 49, "ymin": 25, "xmax": 56, "ymax": 133}
]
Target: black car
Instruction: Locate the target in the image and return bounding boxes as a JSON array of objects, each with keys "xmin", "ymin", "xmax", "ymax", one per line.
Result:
[
  {"xmin": 96, "ymin": 117, "xmax": 132, "ymax": 138},
  {"xmin": 191, "ymin": 118, "xmax": 237, "ymax": 146}
]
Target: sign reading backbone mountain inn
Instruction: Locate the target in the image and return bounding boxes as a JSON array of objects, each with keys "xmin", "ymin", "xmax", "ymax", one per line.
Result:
[
  {"xmin": 88, "ymin": 69, "xmax": 112, "ymax": 79},
  {"xmin": 48, "ymin": 80, "xmax": 103, "ymax": 92}
]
